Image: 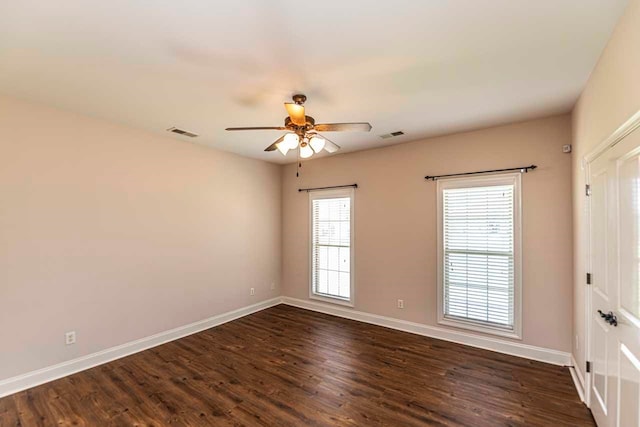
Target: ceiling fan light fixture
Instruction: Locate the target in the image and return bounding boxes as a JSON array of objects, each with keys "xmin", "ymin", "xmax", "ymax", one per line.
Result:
[
  {"xmin": 225, "ymin": 95, "xmax": 369, "ymax": 157},
  {"xmin": 300, "ymin": 143, "xmax": 314, "ymax": 159},
  {"xmin": 309, "ymin": 136, "xmax": 325, "ymax": 153},
  {"xmin": 283, "ymin": 133, "xmax": 300, "ymax": 150}
]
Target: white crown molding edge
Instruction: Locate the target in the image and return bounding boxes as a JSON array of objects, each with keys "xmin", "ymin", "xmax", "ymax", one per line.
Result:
[
  {"xmin": 0, "ymin": 297, "xmax": 281, "ymax": 398},
  {"xmin": 281, "ymin": 297, "xmax": 571, "ymax": 366},
  {"xmin": 569, "ymin": 354, "xmax": 586, "ymax": 402}
]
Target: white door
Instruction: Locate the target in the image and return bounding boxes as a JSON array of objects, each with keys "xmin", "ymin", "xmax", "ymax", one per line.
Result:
[{"xmin": 588, "ymin": 125, "xmax": 640, "ymax": 427}]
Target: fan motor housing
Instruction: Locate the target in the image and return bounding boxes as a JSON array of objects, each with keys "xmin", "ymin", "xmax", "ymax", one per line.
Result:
[{"xmin": 284, "ymin": 115, "xmax": 315, "ymax": 129}]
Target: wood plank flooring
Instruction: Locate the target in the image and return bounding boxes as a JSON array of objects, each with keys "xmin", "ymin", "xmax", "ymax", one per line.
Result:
[{"xmin": 0, "ymin": 304, "xmax": 594, "ymax": 426}]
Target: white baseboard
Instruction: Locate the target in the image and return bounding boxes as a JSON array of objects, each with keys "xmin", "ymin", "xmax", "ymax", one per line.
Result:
[
  {"xmin": 281, "ymin": 297, "xmax": 572, "ymax": 366},
  {"xmin": 0, "ymin": 297, "xmax": 281, "ymax": 398},
  {"xmin": 1, "ymin": 296, "xmax": 574, "ymax": 399},
  {"xmin": 569, "ymin": 354, "xmax": 586, "ymax": 402}
]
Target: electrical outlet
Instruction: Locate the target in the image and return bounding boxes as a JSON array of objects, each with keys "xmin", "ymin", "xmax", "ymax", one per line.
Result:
[
  {"xmin": 270, "ymin": 282, "xmax": 275, "ymax": 290},
  {"xmin": 250, "ymin": 287, "xmax": 255, "ymax": 296},
  {"xmin": 397, "ymin": 299, "xmax": 404, "ymax": 309},
  {"xmin": 65, "ymin": 331, "xmax": 76, "ymax": 345}
]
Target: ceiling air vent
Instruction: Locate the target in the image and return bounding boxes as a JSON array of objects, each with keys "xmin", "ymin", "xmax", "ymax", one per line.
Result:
[
  {"xmin": 167, "ymin": 127, "xmax": 199, "ymax": 138},
  {"xmin": 379, "ymin": 131, "xmax": 405, "ymax": 139}
]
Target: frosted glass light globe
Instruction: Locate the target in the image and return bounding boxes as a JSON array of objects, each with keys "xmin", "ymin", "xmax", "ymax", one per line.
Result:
[
  {"xmin": 300, "ymin": 144, "xmax": 313, "ymax": 159},
  {"xmin": 309, "ymin": 136, "xmax": 325, "ymax": 153},
  {"xmin": 283, "ymin": 133, "xmax": 300, "ymax": 150}
]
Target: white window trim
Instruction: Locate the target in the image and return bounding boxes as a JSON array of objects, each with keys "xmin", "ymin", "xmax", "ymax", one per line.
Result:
[
  {"xmin": 436, "ymin": 173, "xmax": 523, "ymax": 340},
  {"xmin": 308, "ymin": 188, "xmax": 355, "ymax": 307}
]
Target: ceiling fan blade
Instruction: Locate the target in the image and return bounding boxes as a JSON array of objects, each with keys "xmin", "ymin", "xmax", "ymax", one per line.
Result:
[
  {"xmin": 318, "ymin": 133, "xmax": 341, "ymax": 153},
  {"xmin": 314, "ymin": 122, "xmax": 372, "ymax": 132},
  {"xmin": 264, "ymin": 135, "xmax": 285, "ymax": 152},
  {"xmin": 284, "ymin": 103, "xmax": 306, "ymax": 126},
  {"xmin": 226, "ymin": 126, "xmax": 287, "ymax": 131}
]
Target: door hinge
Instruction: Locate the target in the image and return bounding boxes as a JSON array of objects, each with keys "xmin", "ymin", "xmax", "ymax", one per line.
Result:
[
  {"xmin": 586, "ymin": 184, "xmax": 591, "ymax": 196},
  {"xmin": 587, "ymin": 273, "xmax": 592, "ymax": 285},
  {"xmin": 586, "ymin": 361, "xmax": 592, "ymax": 373}
]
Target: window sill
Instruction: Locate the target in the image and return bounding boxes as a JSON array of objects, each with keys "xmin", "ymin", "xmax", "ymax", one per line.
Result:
[
  {"xmin": 309, "ymin": 293, "xmax": 354, "ymax": 307},
  {"xmin": 438, "ymin": 317, "xmax": 522, "ymax": 340}
]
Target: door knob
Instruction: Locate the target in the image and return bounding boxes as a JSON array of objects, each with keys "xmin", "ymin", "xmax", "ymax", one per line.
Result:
[{"xmin": 597, "ymin": 310, "xmax": 618, "ymax": 327}]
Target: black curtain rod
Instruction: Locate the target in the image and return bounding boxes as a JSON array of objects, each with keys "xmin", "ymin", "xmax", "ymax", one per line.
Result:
[
  {"xmin": 298, "ymin": 184, "xmax": 358, "ymax": 192},
  {"xmin": 425, "ymin": 165, "xmax": 537, "ymax": 181}
]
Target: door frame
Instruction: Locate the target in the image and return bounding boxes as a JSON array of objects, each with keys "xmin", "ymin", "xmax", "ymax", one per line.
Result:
[{"xmin": 582, "ymin": 110, "xmax": 640, "ymax": 409}]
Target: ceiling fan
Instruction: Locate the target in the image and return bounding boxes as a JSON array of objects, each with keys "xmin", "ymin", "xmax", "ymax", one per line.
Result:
[{"xmin": 225, "ymin": 94, "xmax": 372, "ymax": 159}]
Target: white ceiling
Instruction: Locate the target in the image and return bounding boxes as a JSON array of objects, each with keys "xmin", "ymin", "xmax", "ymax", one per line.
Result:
[{"xmin": 0, "ymin": 0, "xmax": 628, "ymax": 163}]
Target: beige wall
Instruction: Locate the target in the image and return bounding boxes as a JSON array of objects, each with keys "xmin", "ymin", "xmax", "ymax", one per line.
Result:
[
  {"xmin": 571, "ymin": 0, "xmax": 640, "ymax": 379},
  {"xmin": 0, "ymin": 95, "xmax": 281, "ymax": 380},
  {"xmin": 11, "ymin": 4, "xmax": 638, "ymax": 378},
  {"xmin": 282, "ymin": 115, "xmax": 573, "ymax": 352}
]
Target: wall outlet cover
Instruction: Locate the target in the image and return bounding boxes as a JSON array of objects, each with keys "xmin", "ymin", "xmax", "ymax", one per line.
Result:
[{"xmin": 65, "ymin": 331, "xmax": 76, "ymax": 345}]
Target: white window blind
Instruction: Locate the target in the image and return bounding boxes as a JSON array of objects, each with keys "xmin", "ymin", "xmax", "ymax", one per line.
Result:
[
  {"xmin": 310, "ymin": 190, "xmax": 353, "ymax": 303},
  {"xmin": 441, "ymin": 180, "xmax": 518, "ymax": 331}
]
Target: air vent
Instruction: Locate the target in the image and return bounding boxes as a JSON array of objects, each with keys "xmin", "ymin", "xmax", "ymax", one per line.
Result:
[
  {"xmin": 379, "ymin": 131, "xmax": 404, "ymax": 139},
  {"xmin": 167, "ymin": 127, "xmax": 199, "ymax": 138}
]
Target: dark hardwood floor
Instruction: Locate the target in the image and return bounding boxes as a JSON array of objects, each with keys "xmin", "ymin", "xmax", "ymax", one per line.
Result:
[{"xmin": 0, "ymin": 304, "xmax": 593, "ymax": 426}]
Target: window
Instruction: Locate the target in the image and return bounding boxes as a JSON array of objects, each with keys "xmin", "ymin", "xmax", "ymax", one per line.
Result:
[
  {"xmin": 309, "ymin": 188, "xmax": 354, "ymax": 305},
  {"xmin": 437, "ymin": 173, "xmax": 522, "ymax": 339}
]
